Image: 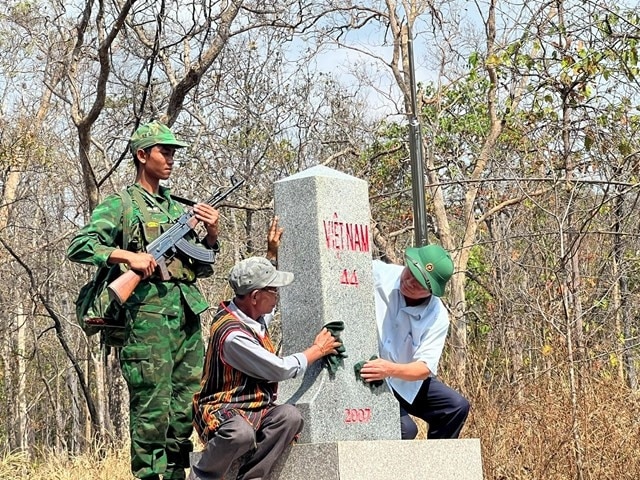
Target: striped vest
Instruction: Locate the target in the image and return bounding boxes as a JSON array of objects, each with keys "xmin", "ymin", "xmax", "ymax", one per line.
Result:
[{"xmin": 193, "ymin": 303, "xmax": 277, "ymax": 442}]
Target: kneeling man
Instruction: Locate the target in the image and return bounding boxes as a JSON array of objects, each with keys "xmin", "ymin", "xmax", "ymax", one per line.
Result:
[{"xmin": 190, "ymin": 257, "xmax": 341, "ymax": 480}]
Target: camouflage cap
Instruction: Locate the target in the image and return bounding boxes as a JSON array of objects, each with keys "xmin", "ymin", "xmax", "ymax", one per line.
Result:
[
  {"xmin": 229, "ymin": 257, "xmax": 294, "ymax": 295},
  {"xmin": 129, "ymin": 121, "xmax": 189, "ymax": 153}
]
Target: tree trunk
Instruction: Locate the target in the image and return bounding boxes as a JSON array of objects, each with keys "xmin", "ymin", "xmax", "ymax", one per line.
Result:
[
  {"xmin": 614, "ymin": 188, "xmax": 637, "ymax": 389},
  {"xmin": 17, "ymin": 303, "xmax": 27, "ymax": 453},
  {"xmin": 94, "ymin": 339, "xmax": 107, "ymax": 441},
  {"xmin": 448, "ymin": 273, "xmax": 468, "ymax": 388},
  {"xmin": 612, "ymin": 256, "xmax": 626, "ymax": 382},
  {"xmin": 1, "ymin": 330, "xmax": 15, "ymax": 449},
  {"xmin": 66, "ymin": 362, "xmax": 80, "ymax": 454},
  {"xmin": 107, "ymin": 350, "xmax": 129, "ymax": 443}
]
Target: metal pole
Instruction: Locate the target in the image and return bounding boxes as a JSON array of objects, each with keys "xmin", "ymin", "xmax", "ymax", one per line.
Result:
[{"xmin": 406, "ymin": 25, "xmax": 429, "ymax": 247}]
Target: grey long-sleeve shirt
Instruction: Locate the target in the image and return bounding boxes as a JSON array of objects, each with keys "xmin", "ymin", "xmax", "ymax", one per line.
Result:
[{"xmin": 222, "ymin": 302, "xmax": 308, "ymax": 381}]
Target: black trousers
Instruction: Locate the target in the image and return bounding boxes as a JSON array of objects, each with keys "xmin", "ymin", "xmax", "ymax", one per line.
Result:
[{"xmin": 395, "ymin": 377, "xmax": 470, "ymax": 439}]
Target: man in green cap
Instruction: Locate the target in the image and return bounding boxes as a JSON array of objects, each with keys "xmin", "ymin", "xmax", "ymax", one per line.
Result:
[
  {"xmin": 359, "ymin": 244, "xmax": 470, "ymax": 440},
  {"xmin": 267, "ymin": 217, "xmax": 469, "ymax": 441},
  {"xmin": 68, "ymin": 121, "xmax": 221, "ymax": 480}
]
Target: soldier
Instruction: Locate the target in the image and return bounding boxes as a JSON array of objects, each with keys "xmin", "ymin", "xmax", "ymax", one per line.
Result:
[{"xmin": 67, "ymin": 121, "xmax": 220, "ymax": 480}]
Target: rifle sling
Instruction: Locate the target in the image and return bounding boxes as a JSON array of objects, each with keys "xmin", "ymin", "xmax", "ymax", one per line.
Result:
[
  {"xmin": 129, "ymin": 187, "xmax": 160, "ymax": 224},
  {"xmin": 170, "ymin": 193, "xmax": 197, "ymax": 206},
  {"xmin": 119, "ymin": 188, "xmax": 134, "ymax": 251}
]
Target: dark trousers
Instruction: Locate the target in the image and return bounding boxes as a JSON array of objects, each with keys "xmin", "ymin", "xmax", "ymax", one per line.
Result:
[
  {"xmin": 395, "ymin": 377, "xmax": 470, "ymax": 440},
  {"xmin": 189, "ymin": 404, "xmax": 303, "ymax": 480}
]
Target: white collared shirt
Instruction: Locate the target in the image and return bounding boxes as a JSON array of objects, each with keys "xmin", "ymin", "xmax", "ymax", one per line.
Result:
[{"xmin": 372, "ymin": 260, "xmax": 450, "ymax": 403}]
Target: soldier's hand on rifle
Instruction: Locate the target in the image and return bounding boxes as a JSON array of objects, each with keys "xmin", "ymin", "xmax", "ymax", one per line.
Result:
[
  {"xmin": 267, "ymin": 216, "xmax": 283, "ymax": 262},
  {"xmin": 193, "ymin": 203, "xmax": 220, "ymax": 247},
  {"xmin": 108, "ymin": 249, "xmax": 157, "ymax": 279},
  {"xmin": 127, "ymin": 252, "xmax": 157, "ymax": 279}
]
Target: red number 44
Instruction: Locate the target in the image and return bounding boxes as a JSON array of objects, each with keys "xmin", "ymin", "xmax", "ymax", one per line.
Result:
[{"xmin": 340, "ymin": 269, "xmax": 359, "ymax": 286}]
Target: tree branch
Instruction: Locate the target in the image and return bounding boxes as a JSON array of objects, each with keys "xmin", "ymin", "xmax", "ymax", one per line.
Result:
[{"xmin": 0, "ymin": 236, "xmax": 100, "ymax": 435}]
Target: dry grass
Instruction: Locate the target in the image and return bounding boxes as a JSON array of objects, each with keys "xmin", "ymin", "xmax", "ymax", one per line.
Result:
[
  {"xmin": 466, "ymin": 374, "xmax": 640, "ymax": 480},
  {"xmin": 2, "ymin": 377, "xmax": 638, "ymax": 479},
  {"xmin": 0, "ymin": 445, "xmax": 134, "ymax": 480}
]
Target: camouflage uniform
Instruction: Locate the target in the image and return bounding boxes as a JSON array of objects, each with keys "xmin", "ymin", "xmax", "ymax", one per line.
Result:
[{"xmin": 68, "ymin": 183, "xmax": 215, "ymax": 480}]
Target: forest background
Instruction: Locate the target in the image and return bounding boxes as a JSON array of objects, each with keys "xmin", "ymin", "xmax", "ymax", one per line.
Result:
[{"xmin": 1, "ymin": 0, "xmax": 639, "ymax": 479}]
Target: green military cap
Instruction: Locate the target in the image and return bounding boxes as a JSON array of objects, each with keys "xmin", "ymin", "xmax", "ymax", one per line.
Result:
[
  {"xmin": 129, "ymin": 120, "xmax": 190, "ymax": 153},
  {"xmin": 405, "ymin": 244, "xmax": 454, "ymax": 297}
]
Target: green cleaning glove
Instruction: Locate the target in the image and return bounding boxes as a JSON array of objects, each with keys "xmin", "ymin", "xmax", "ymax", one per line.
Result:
[
  {"xmin": 322, "ymin": 320, "xmax": 348, "ymax": 376},
  {"xmin": 353, "ymin": 355, "xmax": 384, "ymax": 388}
]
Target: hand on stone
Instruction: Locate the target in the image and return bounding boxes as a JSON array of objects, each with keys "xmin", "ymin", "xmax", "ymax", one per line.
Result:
[
  {"xmin": 267, "ymin": 216, "xmax": 283, "ymax": 262},
  {"xmin": 360, "ymin": 357, "xmax": 393, "ymax": 383},
  {"xmin": 353, "ymin": 355, "xmax": 384, "ymax": 388},
  {"xmin": 312, "ymin": 328, "xmax": 341, "ymax": 356}
]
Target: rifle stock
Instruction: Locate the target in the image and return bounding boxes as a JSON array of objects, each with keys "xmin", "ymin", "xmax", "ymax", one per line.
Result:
[{"xmin": 107, "ymin": 269, "xmax": 143, "ymax": 305}]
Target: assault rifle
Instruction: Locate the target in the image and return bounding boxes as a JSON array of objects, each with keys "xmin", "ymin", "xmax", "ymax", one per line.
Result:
[{"xmin": 107, "ymin": 179, "xmax": 245, "ymax": 305}]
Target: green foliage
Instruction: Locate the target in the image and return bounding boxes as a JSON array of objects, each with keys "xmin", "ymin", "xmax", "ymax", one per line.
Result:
[
  {"xmin": 466, "ymin": 245, "xmax": 492, "ymax": 306},
  {"xmin": 359, "ymin": 122, "xmax": 412, "ymax": 235},
  {"xmin": 0, "ymin": 118, "xmax": 50, "ymax": 169},
  {"xmin": 11, "ymin": 1, "xmax": 34, "ymax": 17},
  {"xmin": 465, "ymin": 246, "xmax": 494, "ymax": 341},
  {"xmin": 420, "ymin": 76, "xmax": 491, "ymax": 155}
]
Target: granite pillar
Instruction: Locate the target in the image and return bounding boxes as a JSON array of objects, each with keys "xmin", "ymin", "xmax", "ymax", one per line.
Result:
[
  {"xmin": 190, "ymin": 165, "xmax": 484, "ymax": 480},
  {"xmin": 274, "ymin": 165, "xmax": 400, "ymax": 442}
]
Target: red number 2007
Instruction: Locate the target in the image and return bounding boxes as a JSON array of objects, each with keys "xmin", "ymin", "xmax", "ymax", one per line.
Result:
[{"xmin": 344, "ymin": 408, "xmax": 372, "ymax": 423}]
